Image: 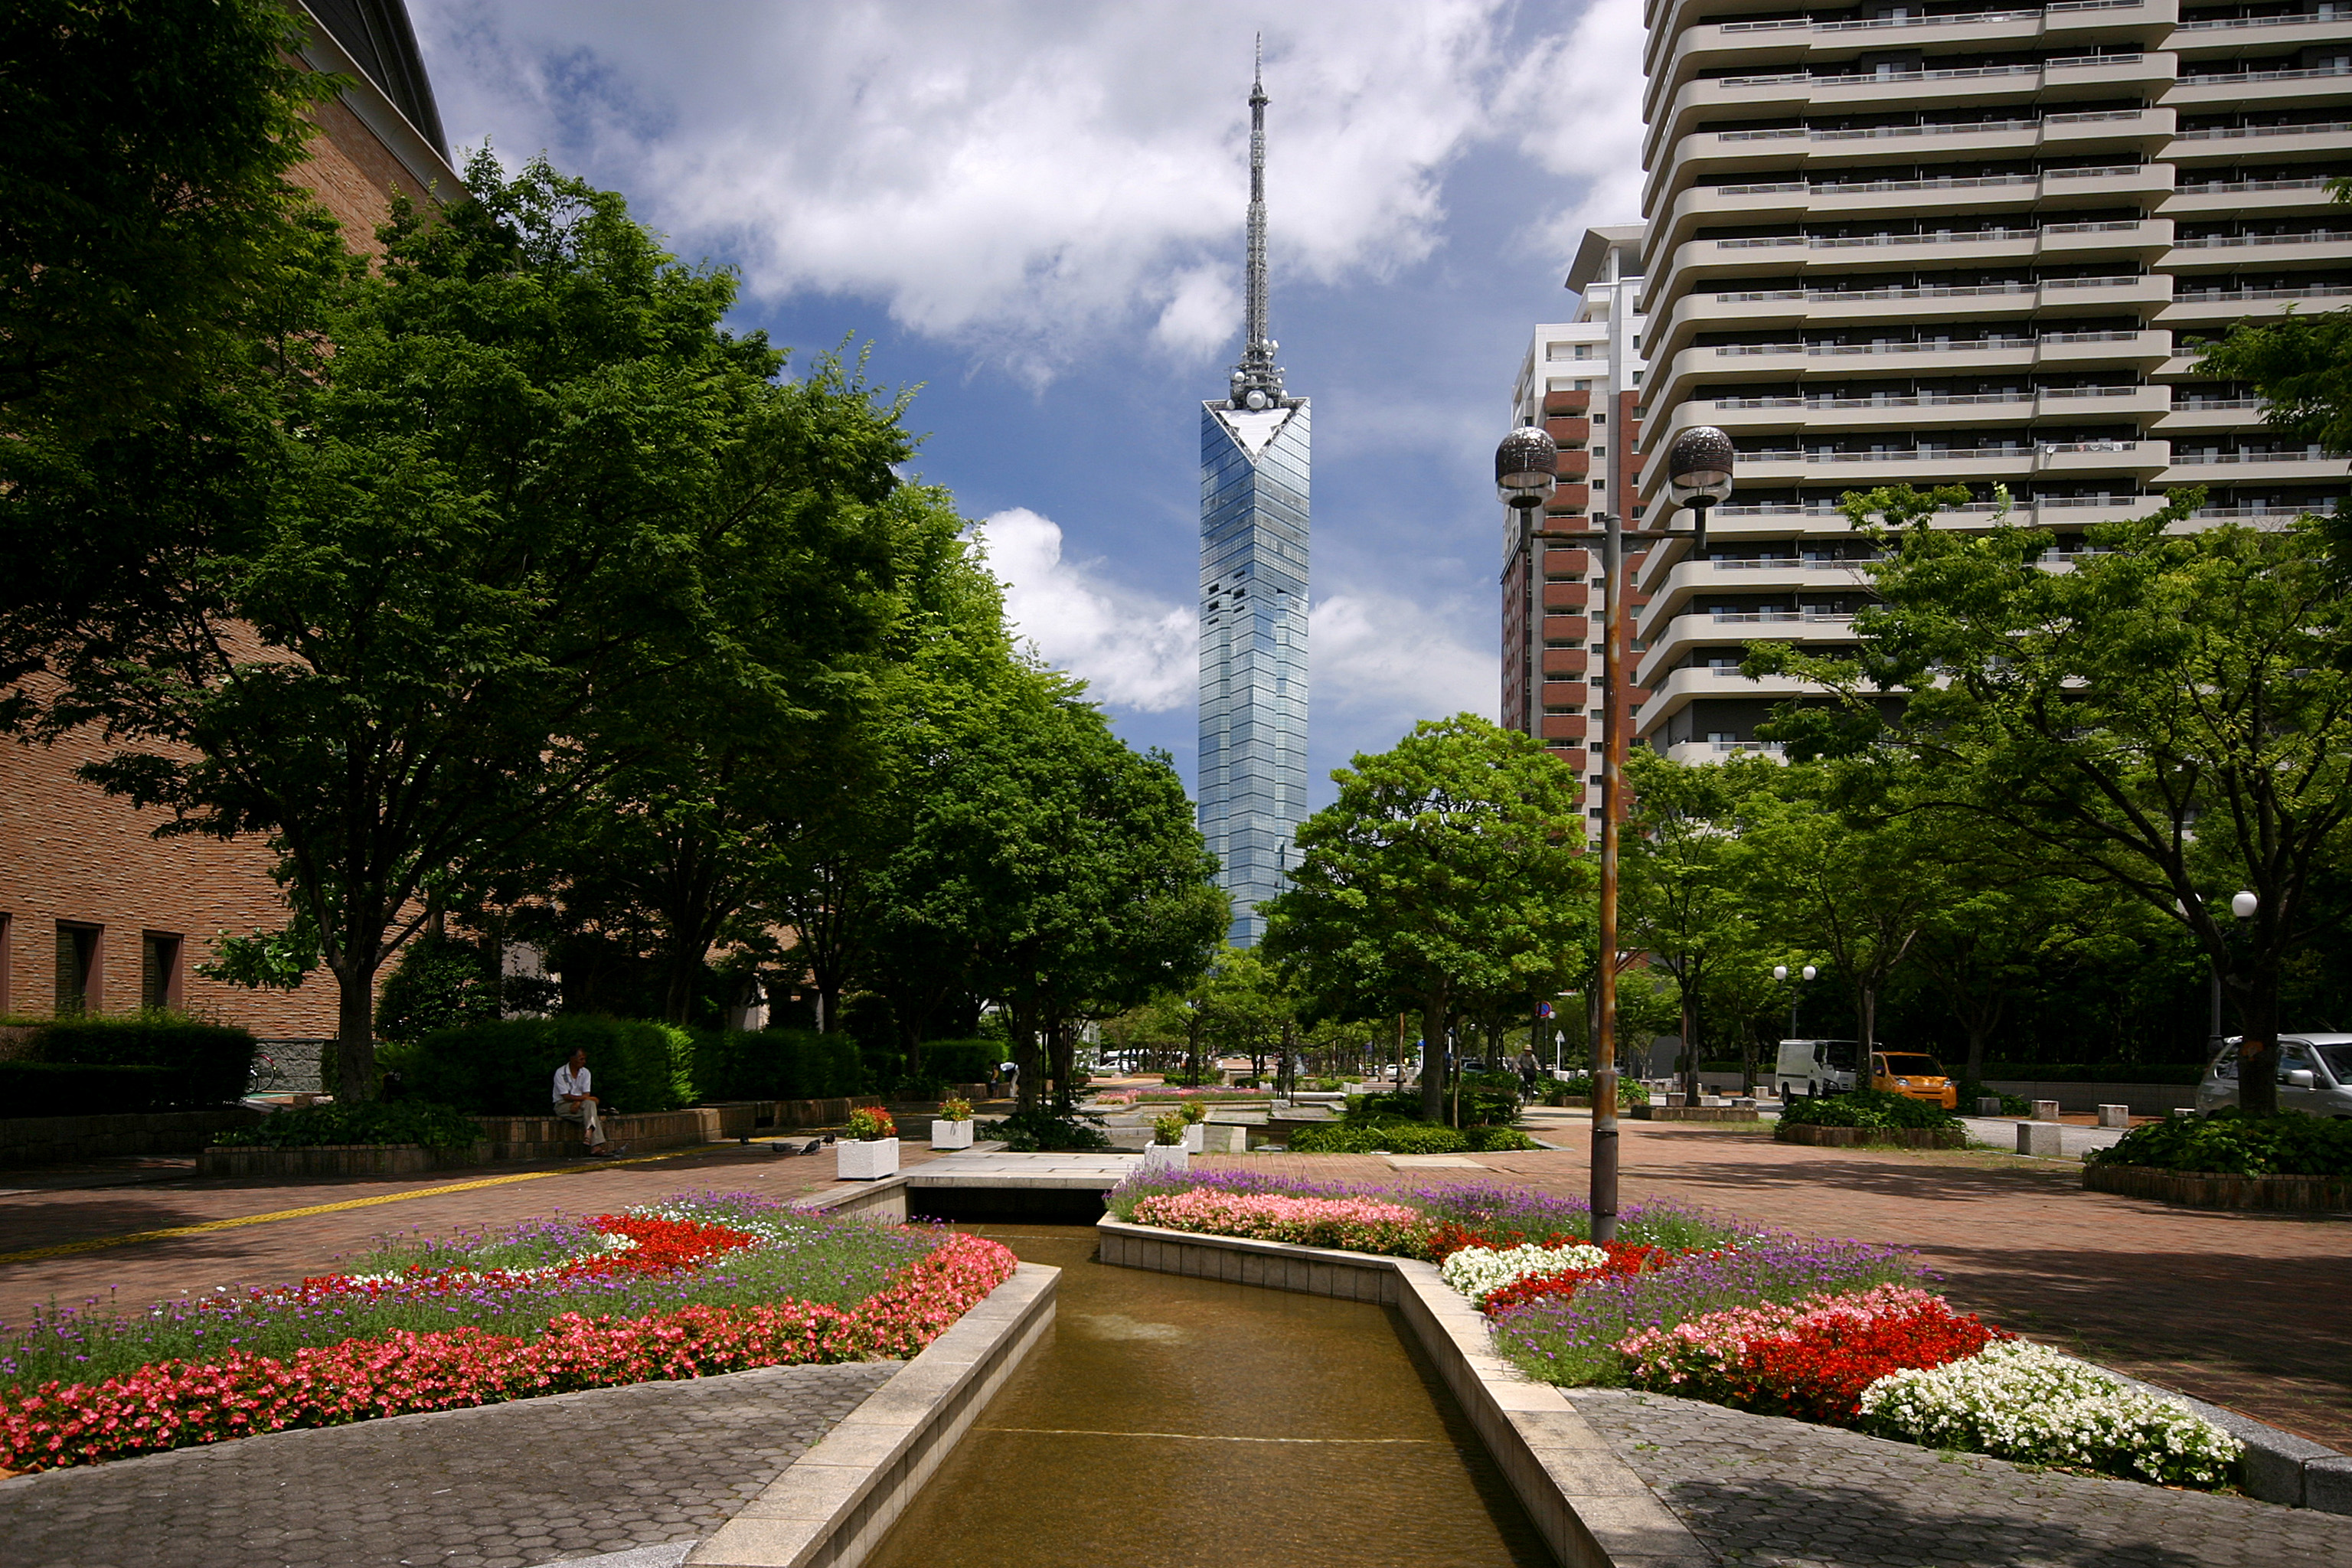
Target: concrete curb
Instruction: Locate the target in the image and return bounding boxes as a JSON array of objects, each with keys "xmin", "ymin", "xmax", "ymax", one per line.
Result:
[
  {"xmin": 1095, "ymin": 1217, "xmax": 1712, "ymax": 1568},
  {"xmin": 2086, "ymin": 1359, "xmax": 2352, "ymax": 1514},
  {"xmin": 685, "ymin": 1261, "xmax": 1058, "ymax": 1568}
]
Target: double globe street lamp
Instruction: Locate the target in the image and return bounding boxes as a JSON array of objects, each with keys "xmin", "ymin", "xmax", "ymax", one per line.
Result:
[{"xmin": 1497, "ymin": 418, "xmax": 1736, "ymax": 1242}]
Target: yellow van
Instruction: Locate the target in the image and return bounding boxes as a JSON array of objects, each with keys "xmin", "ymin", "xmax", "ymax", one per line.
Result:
[{"xmin": 1873, "ymin": 1051, "xmax": 1957, "ymax": 1109}]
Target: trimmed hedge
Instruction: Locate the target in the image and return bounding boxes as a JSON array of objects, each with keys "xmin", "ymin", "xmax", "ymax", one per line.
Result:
[
  {"xmin": 691, "ymin": 1030, "xmax": 862, "ymax": 1102},
  {"xmin": 212, "ymin": 1099, "xmax": 482, "ymax": 1150},
  {"xmin": 0, "ymin": 1062, "xmax": 185, "ymax": 1118},
  {"xmin": 1981, "ymin": 1062, "xmax": 2206, "ymax": 1086},
  {"xmin": 2088, "ymin": 1107, "xmax": 2352, "ymax": 1178},
  {"xmin": 394, "ymin": 1017, "xmax": 693, "ymax": 1116},
  {"xmin": 1287, "ymin": 1121, "xmax": 1537, "ymax": 1155},
  {"xmin": 29, "ymin": 1014, "xmax": 256, "ymax": 1105},
  {"xmin": 918, "ymin": 1040, "xmax": 1002, "ymax": 1086},
  {"xmin": 1779, "ymin": 1089, "xmax": 1962, "ymax": 1132}
]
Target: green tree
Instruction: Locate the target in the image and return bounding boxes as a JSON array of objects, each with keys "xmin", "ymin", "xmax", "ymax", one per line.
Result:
[
  {"xmin": 1196, "ymin": 946, "xmax": 1295, "ymax": 1083},
  {"xmin": 1261, "ymin": 714, "xmax": 1591, "ymax": 1122},
  {"xmin": 1755, "ymin": 488, "xmax": 2352, "ymax": 1113},
  {"xmin": 17, "ymin": 158, "xmax": 909, "ymax": 1098}
]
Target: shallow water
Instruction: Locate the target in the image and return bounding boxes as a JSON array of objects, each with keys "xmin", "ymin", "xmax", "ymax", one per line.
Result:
[{"xmin": 863, "ymin": 1224, "xmax": 1553, "ymax": 1568}]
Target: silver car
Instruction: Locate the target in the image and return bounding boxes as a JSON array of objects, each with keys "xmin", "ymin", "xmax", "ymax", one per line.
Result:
[{"xmin": 2194, "ymin": 1034, "xmax": 2352, "ymax": 1119}]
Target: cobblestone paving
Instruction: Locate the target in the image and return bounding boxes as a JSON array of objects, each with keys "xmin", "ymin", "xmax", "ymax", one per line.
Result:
[
  {"xmin": 1570, "ymin": 1387, "xmax": 2352, "ymax": 1567},
  {"xmin": 0, "ymin": 1360, "xmax": 897, "ymax": 1568}
]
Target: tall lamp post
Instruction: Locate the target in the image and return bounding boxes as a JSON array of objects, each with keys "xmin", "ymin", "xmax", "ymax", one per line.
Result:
[
  {"xmin": 1497, "ymin": 418, "xmax": 1734, "ymax": 1243},
  {"xmin": 1772, "ymin": 962, "xmax": 1818, "ymax": 1039}
]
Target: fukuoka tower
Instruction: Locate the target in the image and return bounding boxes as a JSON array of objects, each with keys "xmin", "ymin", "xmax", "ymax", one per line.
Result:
[{"xmin": 1197, "ymin": 47, "xmax": 1308, "ymax": 949}]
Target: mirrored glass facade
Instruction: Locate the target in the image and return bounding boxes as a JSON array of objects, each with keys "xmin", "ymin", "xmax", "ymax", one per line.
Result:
[{"xmin": 1198, "ymin": 399, "xmax": 1310, "ymax": 947}]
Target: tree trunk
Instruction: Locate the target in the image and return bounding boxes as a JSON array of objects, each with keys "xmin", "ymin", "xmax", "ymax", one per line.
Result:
[
  {"xmin": 2233, "ymin": 962, "xmax": 2282, "ymax": 1116},
  {"xmin": 1048, "ymin": 1014, "xmax": 1079, "ymax": 1116},
  {"xmin": 333, "ymin": 958, "xmax": 379, "ymax": 1102},
  {"xmin": 1857, "ymin": 982, "xmax": 1879, "ymax": 1091},
  {"xmin": 1419, "ymin": 996, "xmax": 1447, "ymax": 1122}
]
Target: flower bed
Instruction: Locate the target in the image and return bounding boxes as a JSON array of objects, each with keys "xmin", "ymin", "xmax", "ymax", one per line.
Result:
[
  {"xmin": 2088, "ymin": 1106, "xmax": 2352, "ymax": 1178},
  {"xmin": 0, "ymin": 1192, "xmax": 1015, "ymax": 1472},
  {"xmin": 1130, "ymin": 1191, "xmax": 1426, "ymax": 1253}
]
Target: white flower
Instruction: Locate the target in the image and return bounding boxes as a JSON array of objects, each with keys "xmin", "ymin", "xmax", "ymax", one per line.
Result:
[{"xmin": 1440, "ymin": 1242, "xmax": 1610, "ymax": 1305}]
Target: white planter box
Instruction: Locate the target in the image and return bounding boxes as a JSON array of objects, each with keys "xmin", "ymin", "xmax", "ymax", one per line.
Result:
[
  {"xmin": 930, "ymin": 1119, "xmax": 974, "ymax": 1150},
  {"xmin": 1139, "ymin": 1142, "xmax": 1190, "ymax": 1173},
  {"xmin": 1181, "ymin": 1122, "xmax": 1206, "ymax": 1154},
  {"xmin": 836, "ymin": 1137, "xmax": 900, "ymax": 1181}
]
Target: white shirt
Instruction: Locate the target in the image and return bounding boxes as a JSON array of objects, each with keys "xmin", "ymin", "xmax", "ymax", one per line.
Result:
[{"xmin": 554, "ymin": 1063, "xmax": 591, "ymax": 1105}]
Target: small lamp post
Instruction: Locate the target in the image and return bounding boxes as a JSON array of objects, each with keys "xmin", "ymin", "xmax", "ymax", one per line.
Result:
[{"xmin": 1772, "ymin": 962, "xmax": 1818, "ymax": 1039}]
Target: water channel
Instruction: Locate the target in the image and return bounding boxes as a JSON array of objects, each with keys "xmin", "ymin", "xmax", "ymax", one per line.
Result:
[{"xmin": 863, "ymin": 1223, "xmax": 1553, "ymax": 1568}]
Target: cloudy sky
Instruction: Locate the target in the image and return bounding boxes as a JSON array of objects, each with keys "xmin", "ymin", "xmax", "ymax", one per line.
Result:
[{"xmin": 407, "ymin": 0, "xmax": 1640, "ymax": 803}]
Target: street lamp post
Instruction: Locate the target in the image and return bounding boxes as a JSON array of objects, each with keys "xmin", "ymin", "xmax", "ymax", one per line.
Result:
[
  {"xmin": 1497, "ymin": 418, "xmax": 1734, "ymax": 1244},
  {"xmin": 1772, "ymin": 962, "xmax": 1818, "ymax": 1038}
]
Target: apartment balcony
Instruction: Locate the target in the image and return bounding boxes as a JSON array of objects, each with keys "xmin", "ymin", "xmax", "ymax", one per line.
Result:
[
  {"xmin": 2161, "ymin": 451, "xmax": 2350, "ymax": 484},
  {"xmin": 2035, "ymin": 326, "xmax": 2174, "ymax": 368},
  {"xmin": 1543, "ymin": 612, "xmax": 1591, "ymax": 643},
  {"xmin": 2161, "ymin": 283, "xmax": 2352, "ymax": 329},
  {"xmin": 1546, "ymin": 482, "xmax": 1592, "ymax": 514},
  {"xmin": 2167, "ymin": 11, "xmax": 2352, "ymax": 57},
  {"xmin": 1648, "ymin": 273, "xmax": 2169, "ymax": 364},
  {"xmin": 1542, "ymin": 647, "xmax": 1592, "ymax": 678},
  {"xmin": 2164, "ymin": 61, "xmax": 2352, "ymax": 113},
  {"xmin": 2153, "ymin": 397, "xmax": 2265, "ymax": 433},
  {"xmin": 2164, "ymin": 175, "xmax": 2342, "ymax": 219},
  {"xmin": 1640, "ymin": 556, "xmax": 1880, "ymax": 620},
  {"xmin": 1539, "ymin": 713, "xmax": 1591, "ymax": 743},
  {"xmin": 1635, "ymin": 664, "xmax": 1845, "ymax": 733},
  {"xmin": 1552, "ymin": 449, "xmax": 1592, "ymax": 482},
  {"xmin": 2161, "ymin": 230, "xmax": 2352, "ymax": 273},
  {"xmin": 2167, "ymin": 116, "xmax": 2352, "ymax": 164},
  {"xmin": 1655, "ymin": 166, "xmax": 2169, "ymax": 255},
  {"xmin": 1665, "ymin": 738, "xmax": 1790, "ymax": 767},
  {"xmin": 1648, "ymin": 53, "xmax": 2179, "ymax": 157},
  {"xmin": 1544, "ymin": 581, "xmax": 1591, "ymax": 612},
  {"xmin": 1547, "ymin": 415, "xmax": 1590, "ymax": 445}
]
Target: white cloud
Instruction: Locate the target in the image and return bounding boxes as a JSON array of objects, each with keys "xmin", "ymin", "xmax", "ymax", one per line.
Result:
[
  {"xmin": 1312, "ymin": 588, "xmax": 1495, "ymax": 736},
  {"xmin": 410, "ymin": 1, "xmax": 1527, "ymax": 381},
  {"xmin": 972, "ymin": 508, "xmax": 1195, "ymax": 712},
  {"xmin": 1496, "ymin": 0, "xmax": 1648, "ymax": 266}
]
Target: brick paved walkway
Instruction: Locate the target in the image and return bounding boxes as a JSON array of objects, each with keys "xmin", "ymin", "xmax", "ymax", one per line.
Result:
[
  {"xmin": 0, "ymin": 1140, "xmax": 952, "ymax": 1329},
  {"xmin": 1207, "ymin": 1116, "xmax": 2352, "ymax": 1453},
  {"xmin": 1573, "ymin": 1387, "xmax": 2352, "ymax": 1567},
  {"xmin": 0, "ymin": 1360, "xmax": 895, "ymax": 1568}
]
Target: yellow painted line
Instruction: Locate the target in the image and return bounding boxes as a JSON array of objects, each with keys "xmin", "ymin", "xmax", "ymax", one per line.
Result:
[
  {"xmin": 0, "ymin": 1143, "xmax": 731, "ymax": 1267},
  {"xmin": 977, "ymin": 1427, "xmax": 1436, "ymax": 1444}
]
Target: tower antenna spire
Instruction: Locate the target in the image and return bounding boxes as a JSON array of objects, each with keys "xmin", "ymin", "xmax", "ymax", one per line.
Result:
[{"xmin": 1231, "ymin": 35, "xmax": 1283, "ymax": 410}]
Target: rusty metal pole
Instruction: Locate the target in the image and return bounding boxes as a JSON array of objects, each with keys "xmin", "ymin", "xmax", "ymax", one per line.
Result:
[{"xmin": 1592, "ymin": 508, "xmax": 1623, "ymax": 1244}]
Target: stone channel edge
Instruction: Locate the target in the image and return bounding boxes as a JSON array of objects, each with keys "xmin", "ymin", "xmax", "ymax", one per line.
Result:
[
  {"xmin": 1093, "ymin": 1215, "xmax": 1714, "ymax": 1568},
  {"xmin": 684, "ymin": 1259, "xmax": 1060, "ymax": 1568}
]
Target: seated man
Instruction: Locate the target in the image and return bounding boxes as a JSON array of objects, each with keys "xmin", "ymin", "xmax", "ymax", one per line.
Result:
[{"xmin": 553, "ymin": 1047, "xmax": 612, "ymax": 1156}]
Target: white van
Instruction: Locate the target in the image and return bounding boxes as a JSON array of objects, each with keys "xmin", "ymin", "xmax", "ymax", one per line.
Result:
[{"xmin": 1775, "ymin": 1038, "xmax": 1861, "ymax": 1099}]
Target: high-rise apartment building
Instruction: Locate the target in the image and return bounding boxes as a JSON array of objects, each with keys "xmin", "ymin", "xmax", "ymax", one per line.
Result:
[
  {"xmin": 1501, "ymin": 227, "xmax": 1651, "ymax": 818},
  {"xmin": 1199, "ymin": 59, "xmax": 1311, "ymax": 946},
  {"xmin": 1631, "ymin": 0, "xmax": 2350, "ymax": 761}
]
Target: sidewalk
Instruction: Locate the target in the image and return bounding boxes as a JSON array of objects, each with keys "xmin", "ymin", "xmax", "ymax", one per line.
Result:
[{"xmin": 1219, "ymin": 1115, "xmax": 2352, "ymax": 1454}]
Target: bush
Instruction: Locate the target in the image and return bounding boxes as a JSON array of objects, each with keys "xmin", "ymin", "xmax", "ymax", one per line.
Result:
[
  {"xmin": 918, "ymin": 1040, "xmax": 1001, "ymax": 1086},
  {"xmin": 691, "ymin": 1030, "xmax": 862, "ymax": 1102},
  {"xmin": 1289, "ymin": 1122, "xmax": 1472, "ymax": 1155},
  {"xmin": 1542, "ymin": 1075, "xmax": 1651, "ymax": 1107},
  {"xmin": 1159, "ymin": 1070, "xmax": 1217, "ymax": 1087},
  {"xmin": 30, "ymin": 1014, "xmax": 256, "ymax": 1106},
  {"xmin": 1779, "ymin": 1090, "xmax": 1961, "ymax": 1132},
  {"xmin": 973, "ymin": 1106, "xmax": 1110, "ymax": 1152},
  {"xmin": 374, "ymin": 934, "xmax": 500, "ymax": 1044},
  {"xmin": 0, "ymin": 1062, "xmax": 186, "ymax": 1117},
  {"xmin": 1955, "ymin": 1079, "xmax": 2031, "ymax": 1116},
  {"xmin": 400, "ymin": 1017, "xmax": 691, "ymax": 1116},
  {"xmin": 211, "ymin": 1100, "xmax": 482, "ymax": 1149},
  {"xmin": 2087, "ymin": 1106, "xmax": 2352, "ymax": 1178}
]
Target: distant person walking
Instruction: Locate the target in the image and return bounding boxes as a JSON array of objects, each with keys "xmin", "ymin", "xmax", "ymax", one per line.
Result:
[{"xmin": 553, "ymin": 1047, "xmax": 612, "ymax": 1157}]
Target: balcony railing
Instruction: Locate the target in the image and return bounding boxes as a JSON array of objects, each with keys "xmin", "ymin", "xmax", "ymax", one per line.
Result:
[
  {"xmin": 1721, "ymin": 7, "xmax": 2040, "ymax": 32},
  {"xmin": 2173, "ymin": 230, "xmax": 2352, "ymax": 248},
  {"xmin": 2177, "ymin": 10, "xmax": 2342, "ymax": 27},
  {"xmin": 2175, "ymin": 176, "xmax": 2334, "ymax": 193},
  {"xmin": 1704, "ymin": 388, "xmax": 2141, "ymax": 408},
  {"xmin": 1713, "ymin": 221, "xmax": 2153, "ymax": 251},
  {"xmin": 1732, "ymin": 442, "xmax": 2148, "ymax": 461},
  {"xmin": 2175, "ymin": 285, "xmax": 2352, "ymax": 301},
  {"xmin": 2179, "ymin": 62, "xmax": 2352, "ymax": 84},
  {"xmin": 2175, "ymin": 119, "xmax": 2350, "ymax": 140},
  {"xmin": 1705, "ymin": 609, "xmax": 1859, "ymax": 622},
  {"xmin": 2171, "ymin": 449, "xmax": 2336, "ymax": 463}
]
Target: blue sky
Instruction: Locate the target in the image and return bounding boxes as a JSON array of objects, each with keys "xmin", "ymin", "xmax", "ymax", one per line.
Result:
[{"xmin": 408, "ymin": 0, "xmax": 1642, "ymax": 806}]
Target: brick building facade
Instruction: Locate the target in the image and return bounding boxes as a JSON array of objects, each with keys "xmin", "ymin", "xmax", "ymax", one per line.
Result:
[{"xmin": 0, "ymin": 2, "xmax": 460, "ymax": 1031}]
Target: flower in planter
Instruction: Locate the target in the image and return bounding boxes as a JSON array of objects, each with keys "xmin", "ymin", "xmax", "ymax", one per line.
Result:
[
  {"xmin": 939, "ymin": 1098, "xmax": 973, "ymax": 1123},
  {"xmin": 846, "ymin": 1106, "xmax": 897, "ymax": 1142},
  {"xmin": 1178, "ymin": 1099, "xmax": 1209, "ymax": 1125},
  {"xmin": 1152, "ymin": 1112, "xmax": 1187, "ymax": 1146}
]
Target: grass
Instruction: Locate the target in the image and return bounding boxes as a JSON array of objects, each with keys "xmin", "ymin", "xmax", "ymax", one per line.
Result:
[{"xmin": 0, "ymin": 1191, "xmax": 943, "ymax": 1396}]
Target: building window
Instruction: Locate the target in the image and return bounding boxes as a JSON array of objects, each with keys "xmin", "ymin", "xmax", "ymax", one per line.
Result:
[
  {"xmin": 54, "ymin": 923, "xmax": 100, "ymax": 1016},
  {"xmin": 142, "ymin": 932, "xmax": 182, "ymax": 1011}
]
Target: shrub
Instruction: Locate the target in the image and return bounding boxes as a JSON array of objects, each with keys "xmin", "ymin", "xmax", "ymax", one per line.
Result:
[
  {"xmin": 846, "ymin": 1106, "xmax": 895, "ymax": 1142},
  {"xmin": 938, "ymin": 1097, "xmax": 972, "ymax": 1122},
  {"xmin": 211, "ymin": 1100, "xmax": 482, "ymax": 1150},
  {"xmin": 1542, "ymin": 1075, "xmax": 1651, "ymax": 1107},
  {"xmin": 30, "ymin": 1014, "xmax": 255, "ymax": 1106},
  {"xmin": 1177, "ymin": 1099, "xmax": 1208, "ymax": 1125},
  {"xmin": 1152, "ymin": 1111, "xmax": 1186, "ymax": 1146},
  {"xmin": 1468, "ymin": 1125, "xmax": 1537, "ymax": 1152},
  {"xmin": 1859, "ymin": 1339, "xmax": 2242, "ymax": 1486},
  {"xmin": 373, "ymin": 934, "xmax": 500, "ymax": 1044},
  {"xmin": 918, "ymin": 1040, "xmax": 1001, "ymax": 1086},
  {"xmin": 0, "ymin": 1062, "xmax": 186, "ymax": 1117},
  {"xmin": 401, "ymin": 1017, "xmax": 691, "ymax": 1116},
  {"xmin": 692, "ymin": 1029, "xmax": 862, "ymax": 1102},
  {"xmin": 974, "ymin": 1106, "xmax": 1111, "ymax": 1152},
  {"xmin": 1955, "ymin": 1079, "xmax": 2032, "ymax": 1115},
  {"xmin": 1779, "ymin": 1089, "xmax": 1960, "ymax": 1131},
  {"xmin": 2086, "ymin": 1106, "xmax": 2352, "ymax": 1178},
  {"xmin": 1289, "ymin": 1122, "xmax": 1470, "ymax": 1155}
]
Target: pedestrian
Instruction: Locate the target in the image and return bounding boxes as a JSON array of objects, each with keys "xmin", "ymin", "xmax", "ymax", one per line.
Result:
[
  {"xmin": 1517, "ymin": 1047, "xmax": 1540, "ymax": 1095},
  {"xmin": 553, "ymin": 1047, "xmax": 613, "ymax": 1157}
]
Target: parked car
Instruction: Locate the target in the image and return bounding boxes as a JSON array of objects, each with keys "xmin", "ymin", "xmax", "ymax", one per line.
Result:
[
  {"xmin": 2195, "ymin": 1034, "xmax": 2352, "ymax": 1119},
  {"xmin": 1774, "ymin": 1038, "xmax": 1860, "ymax": 1099},
  {"xmin": 1870, "ymin": 1051, "xmax": 1957, "ymax": 1109}
]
